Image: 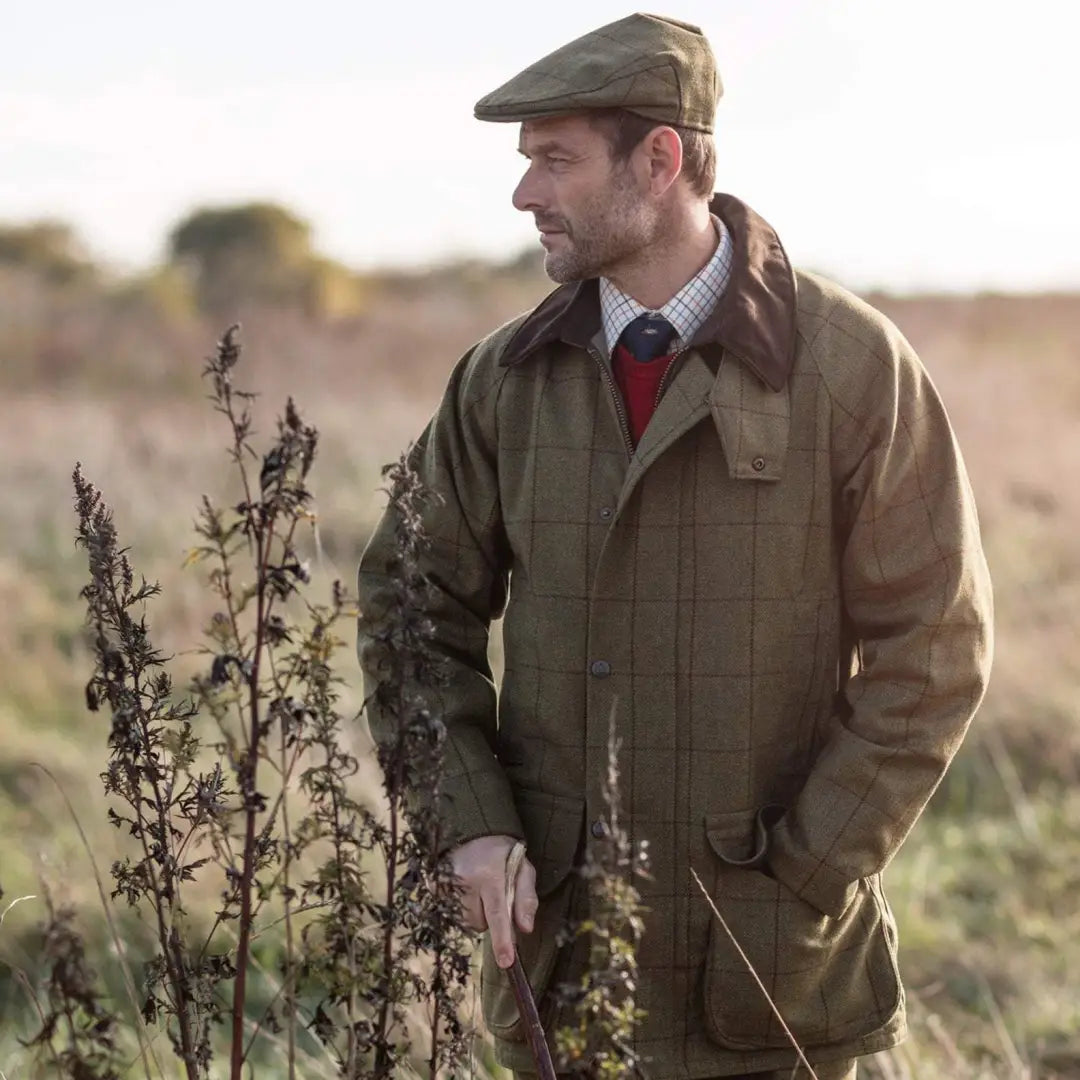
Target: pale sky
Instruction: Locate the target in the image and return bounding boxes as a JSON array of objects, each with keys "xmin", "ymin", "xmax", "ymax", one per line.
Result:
[{"xmin": 3, "ymin": 0, "xmax": 1078, "ymax": 291}]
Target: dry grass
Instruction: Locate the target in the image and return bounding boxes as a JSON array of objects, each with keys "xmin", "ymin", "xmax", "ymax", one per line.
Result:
[
  {"xmin": 1, "ymin": 265, "xmax": 1078, "ymax": 1077},
  {"xmin": 870, "ymin": 293, "xmax": 1080, "ymax": 790}
]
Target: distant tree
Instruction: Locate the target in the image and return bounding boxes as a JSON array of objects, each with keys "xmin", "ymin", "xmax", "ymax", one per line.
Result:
[
  {"xmin": 108, "ymin": 265, "xmax": 198, "ymax": 323},
  {"xmin": 0, "ymin": 221, "xmax": 96, "ymax": 285},
  {"xmin": 167, "ymin": 202, "xmax": 365, "ymax": 320}
]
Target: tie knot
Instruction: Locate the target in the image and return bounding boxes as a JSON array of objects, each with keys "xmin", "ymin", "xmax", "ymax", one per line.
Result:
[{"xmin": 618, "ymin": 313, "xmax": 677, "ymax": 364}]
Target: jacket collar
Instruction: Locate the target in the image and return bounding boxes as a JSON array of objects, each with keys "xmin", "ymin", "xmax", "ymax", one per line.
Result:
[{"xmin": 498, "ymin": 194, "xmax": 798, "ymax": 392}]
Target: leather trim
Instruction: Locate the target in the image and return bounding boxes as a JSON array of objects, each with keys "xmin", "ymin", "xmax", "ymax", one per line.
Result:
[{"xmin": 499, "ymin": 194, "xmax": 797, "ymax": 392}]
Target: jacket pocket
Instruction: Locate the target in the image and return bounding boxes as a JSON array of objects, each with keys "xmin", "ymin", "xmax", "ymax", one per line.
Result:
[
  {"xmin": 701, "ymin": 807, "xmax": 901, "ymax": 1051},
  {"xmin": 481, "ymin": 788, "xmax": 584, "ymax": 1041}
]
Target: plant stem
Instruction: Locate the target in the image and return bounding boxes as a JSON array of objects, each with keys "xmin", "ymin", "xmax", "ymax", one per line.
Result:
[
  {"xmin": 281, "ymin": 696, "xmax": 297, "ymax": 1080},
  {"xmin": 373, "ymin": 741, "xmax": 403, "ymax": 1077},
  {"xmin": 104, "ymin": 563, "xmax": 201, "ymax": 1080},
  {"xmin": 230, "ymin": 516, "xmax": 273, "ymax": 1079}
]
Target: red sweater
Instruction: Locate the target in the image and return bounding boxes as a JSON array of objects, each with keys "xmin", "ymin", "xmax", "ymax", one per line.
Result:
[{"xmin": 612, "ymin": 343, "xmax": 676, "ymax": 445}]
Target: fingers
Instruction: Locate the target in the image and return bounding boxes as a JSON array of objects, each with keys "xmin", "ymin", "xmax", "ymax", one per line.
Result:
[
  {"xmin": 513, "ymin": 857, "xmax": 538, "ymax": 935},
  {"xmin": 447, "ymin": 835, "xmax": 538, "ymax": 967},
  {"xmin": 458, "ymin": 884, "xmax": 487, "ymax": 932},
  {"xmin": 450, "ymin": 844, "xmax": 491, "ymax": 932},
  {"xmin": 482, "ymin": 885, "xmax": 516, "ymax": 969}
]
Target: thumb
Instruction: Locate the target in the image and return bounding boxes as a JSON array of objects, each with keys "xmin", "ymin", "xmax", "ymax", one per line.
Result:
[{"xmin": 513, "ymin": 857, "xmax": 539, "ymax": 934}]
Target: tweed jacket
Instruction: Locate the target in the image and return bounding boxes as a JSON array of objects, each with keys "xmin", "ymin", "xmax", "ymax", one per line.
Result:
[{"xmin": 357, "ymin": 194, "xmax": 994, "ymax": 1078}]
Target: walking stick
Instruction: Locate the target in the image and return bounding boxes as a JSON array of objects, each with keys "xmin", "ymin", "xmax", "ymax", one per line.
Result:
[{"xmin": 504, "ymin": 840, "xmax": 557, "ymax": 1080}]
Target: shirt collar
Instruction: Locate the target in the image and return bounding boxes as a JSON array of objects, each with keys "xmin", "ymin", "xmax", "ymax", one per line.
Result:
[
  {"xmin": 500, "ymin": 194, "xmax": 799, "ymax": 395},
  {"xmin": 599, "ymin": 215, "xmax": 734, "ymax": 356}
]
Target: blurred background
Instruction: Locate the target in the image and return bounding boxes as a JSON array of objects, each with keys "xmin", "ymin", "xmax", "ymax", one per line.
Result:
[{"xmin": 2, "ymin": 0, "xmax": 1079, "ymax": 1076}]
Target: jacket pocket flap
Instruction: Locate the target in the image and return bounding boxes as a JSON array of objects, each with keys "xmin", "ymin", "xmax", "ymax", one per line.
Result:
[
  {"xmin": 705, "ymin": 805, "xmax": 785, "ymax": 869},
  {"xmin": 515, "ymin": 788, "xmax": 584, "ymax": 898},
  {"xmin": 710, "ymin": 357, "xmax": 790, "ymax": 482}
]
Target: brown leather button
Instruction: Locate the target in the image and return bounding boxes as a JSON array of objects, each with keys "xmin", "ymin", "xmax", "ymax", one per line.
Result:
[{"xmin": 752, "ymin": 456, "xmax": 766, "ymax": 472}]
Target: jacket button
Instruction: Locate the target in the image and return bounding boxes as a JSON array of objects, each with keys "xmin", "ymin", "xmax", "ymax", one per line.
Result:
[
  {"xmin": 590, "ymin": 819, "xmax": 608, "ymax": 839},
  {"xmin": 590, "ymin": 660, "xmax": 611, "ymax": 678},
  {"xmin": 752, "ymin": 456, "xmax": 766, "ymax": 472},
  {"xmin": 599, "ymin": 506, "xmax": 613, "ymax": 521}
]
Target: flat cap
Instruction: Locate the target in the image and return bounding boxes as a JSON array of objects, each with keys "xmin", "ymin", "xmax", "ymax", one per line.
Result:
[{"xmin": 474, "ymin": 13, "xmax": 722, "ymax": 133}]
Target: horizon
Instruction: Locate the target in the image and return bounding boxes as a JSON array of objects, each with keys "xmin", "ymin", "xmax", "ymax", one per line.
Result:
[{"xmin": 4, "ymin": 0, "xmax": 1079, "ymax": 293}]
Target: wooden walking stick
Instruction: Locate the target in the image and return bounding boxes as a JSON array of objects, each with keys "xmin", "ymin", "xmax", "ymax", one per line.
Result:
[{"xmin": 504, "ymin": 840, "xmax": 557, "ymax": 1080}]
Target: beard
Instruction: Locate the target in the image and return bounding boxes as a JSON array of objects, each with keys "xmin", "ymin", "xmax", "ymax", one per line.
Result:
[{"xmin": 539, "ymin": 167, "xmax": 657, "ymax": 284}]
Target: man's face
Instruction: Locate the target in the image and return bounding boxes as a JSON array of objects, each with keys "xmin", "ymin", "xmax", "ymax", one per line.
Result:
[{"xmin": 512, "ymin": 115, "xmax": 655, "ymax": 283}]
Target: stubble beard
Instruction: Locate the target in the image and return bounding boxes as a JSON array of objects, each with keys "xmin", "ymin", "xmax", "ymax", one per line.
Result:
[{"xmin": 542, "ymin": 171, "xmax": 655, "ymax": 284}]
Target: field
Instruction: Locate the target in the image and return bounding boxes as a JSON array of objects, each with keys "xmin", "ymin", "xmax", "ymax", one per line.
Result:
[{"xmin": 1, "ymin": 256, "xmax": 1079, "ymax": 1077}]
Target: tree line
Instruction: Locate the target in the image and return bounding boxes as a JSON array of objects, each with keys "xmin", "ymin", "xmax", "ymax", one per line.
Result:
[{"xmin": 0, "ymin": 204, "xmax": 546, "ymax": 325}]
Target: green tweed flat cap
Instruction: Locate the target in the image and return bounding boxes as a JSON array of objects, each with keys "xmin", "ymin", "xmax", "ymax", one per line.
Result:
[{"xmin": 474, "ymin": 13, "xmax": 722, "ymax": 133}]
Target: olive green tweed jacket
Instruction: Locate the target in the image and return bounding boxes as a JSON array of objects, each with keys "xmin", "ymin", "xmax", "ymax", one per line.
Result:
[{"xmin": 357, "ymin": 195, "xmax": 993, "ymax": 1078}]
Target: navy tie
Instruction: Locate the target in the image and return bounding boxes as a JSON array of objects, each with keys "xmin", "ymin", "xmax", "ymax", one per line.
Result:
[{"xmin": 618, "ymin": 313, "xmax": 677, "ymax": 363}]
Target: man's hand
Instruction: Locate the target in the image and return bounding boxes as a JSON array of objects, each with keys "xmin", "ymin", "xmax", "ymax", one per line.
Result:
[{"xmin": 451, "ymin": 834, "xmax": 538, "ymax": 969}]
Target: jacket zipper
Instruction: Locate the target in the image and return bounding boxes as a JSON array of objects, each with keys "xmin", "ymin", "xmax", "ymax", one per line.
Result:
[
  {"xmin": 588, "ymin": 345, "xmax": 635, "ymax": 459},
  {"xmin": 590, "ymin": 344, "xmax": 688, "ymax": 460},
  {"xmin": 654, "ymin": 347, "xmax": 686, "ymax": 412}
]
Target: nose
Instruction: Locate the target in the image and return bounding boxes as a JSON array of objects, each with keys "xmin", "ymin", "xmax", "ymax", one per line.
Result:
[{"xmin": 512, "ymin": 163, "xmax": 544, "ymax": 213}]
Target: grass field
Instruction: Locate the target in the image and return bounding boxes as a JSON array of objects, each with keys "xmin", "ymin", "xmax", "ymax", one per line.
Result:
[{"xmin": 1, "ymin": 260, "xmax": 1078, "ymax": 1077}]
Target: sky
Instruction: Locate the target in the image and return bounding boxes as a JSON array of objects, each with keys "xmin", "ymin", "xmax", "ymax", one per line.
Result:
[{"xmin": 3, "ymin": 0, "xmax": 1078, "ymax": 292}]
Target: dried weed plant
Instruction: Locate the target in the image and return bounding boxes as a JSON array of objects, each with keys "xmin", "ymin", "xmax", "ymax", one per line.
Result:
[
  {"xmin": 32, "ymin": 326, "xmax": 476, "ymax": 1079},
  {"xmin": 554, "ymin": 717, "xmax": 650, "ymax": 1079},
  {"xmin": 20, "ymin": 888, "xmax": 124, "ymax": 1080}
]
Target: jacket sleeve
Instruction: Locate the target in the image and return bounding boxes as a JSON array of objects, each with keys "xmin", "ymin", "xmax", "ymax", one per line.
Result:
[
  {"xmin": 356, "ymin": 337, "xmax": 524, "ymax": 851},
  {"xmin": 767, "ymin": 297, "xmax": 994, "ymax": 918}
]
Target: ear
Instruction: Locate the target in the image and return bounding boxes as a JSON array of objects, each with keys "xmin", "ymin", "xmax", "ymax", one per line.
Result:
[{"xmin": 640, "ymin": 126, "xmax": 683, "ymax": 196}]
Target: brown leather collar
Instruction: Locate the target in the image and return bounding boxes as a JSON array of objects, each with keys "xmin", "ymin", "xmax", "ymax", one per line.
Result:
[{"xmin": 498, "ymin": 194, "xmax": 797, "ymax": 392}]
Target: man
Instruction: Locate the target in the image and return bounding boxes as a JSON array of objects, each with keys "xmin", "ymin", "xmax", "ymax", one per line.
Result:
[{"xmin": 358, "ymin": 13, "xmax": 992, "ymax": 1080}]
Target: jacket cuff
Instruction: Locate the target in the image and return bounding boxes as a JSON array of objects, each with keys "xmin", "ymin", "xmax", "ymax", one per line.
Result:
[
  {"xmin": 438, "ymin": 768, "xmax": 526, "ymax": 854},
  {"xmin": 766, "ymin": 824, "xmax": 860, "ymax": 919}
]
